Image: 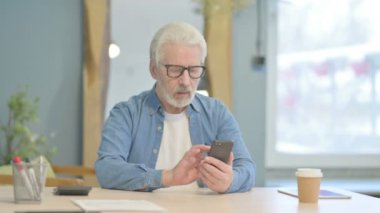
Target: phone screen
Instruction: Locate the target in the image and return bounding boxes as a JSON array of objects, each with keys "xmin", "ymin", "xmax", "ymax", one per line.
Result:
[{"xmin": 208, "ymin": 141, "xmax": 233, "ymax": 163}]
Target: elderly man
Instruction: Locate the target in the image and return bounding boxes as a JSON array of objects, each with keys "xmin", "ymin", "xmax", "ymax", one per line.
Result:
[{"xmin": 95, "ymin": 22, "xmax": 255, "ymax": 193}]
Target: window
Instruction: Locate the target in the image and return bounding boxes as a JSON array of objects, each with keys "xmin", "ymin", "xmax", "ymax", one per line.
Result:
[{"xmin": 266, "ymin": 0, "xmax": 380, "ymax": 168}]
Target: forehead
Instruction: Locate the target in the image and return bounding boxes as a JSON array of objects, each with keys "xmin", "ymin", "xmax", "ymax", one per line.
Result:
[{"xmin": 160, "ymin": 42, "xmax": 202, "ymax": 64}]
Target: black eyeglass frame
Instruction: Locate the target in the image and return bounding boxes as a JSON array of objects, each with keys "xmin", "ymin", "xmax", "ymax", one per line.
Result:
[{"xmin": 162, "ymin": 64, "xmax": 206, "ymax": 79}]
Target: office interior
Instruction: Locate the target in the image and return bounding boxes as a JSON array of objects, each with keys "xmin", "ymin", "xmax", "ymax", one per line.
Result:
[{"xmin": 1, "ymin": 0, "xmax": 379, "ymax": 198}]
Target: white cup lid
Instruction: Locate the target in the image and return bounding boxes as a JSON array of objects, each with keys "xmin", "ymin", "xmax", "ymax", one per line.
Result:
[{"xmin": 295, "ymin": 168, "xmax": 323, "ymax": 178}]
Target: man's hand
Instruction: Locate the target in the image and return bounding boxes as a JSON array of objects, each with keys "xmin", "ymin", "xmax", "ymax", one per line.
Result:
[
  {"xmin": 162, "ymin": 145, "xmax": 209, "ymax": 187},
  {"xmin": 199, "ymin": 152, "xmax": 234, "ymax": 193}
]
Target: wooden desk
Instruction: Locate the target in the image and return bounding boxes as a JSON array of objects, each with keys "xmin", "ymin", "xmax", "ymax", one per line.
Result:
[{"xmin": 1, "ymin": 186, "xmax": 379, "ymax": 213}]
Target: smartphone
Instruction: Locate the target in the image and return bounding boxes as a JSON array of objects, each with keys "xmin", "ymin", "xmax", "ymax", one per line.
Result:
[
  {"xmin": 54, "ymin": 186, "xmax": 92, "ymax": 196},
  {"xmin": 208, "ymin": 140, "xmax": 233, "ymax": 163}
]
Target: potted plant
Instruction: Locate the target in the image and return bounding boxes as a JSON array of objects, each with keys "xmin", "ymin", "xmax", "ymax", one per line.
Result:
[{"xmin": 0, "ymin": 88, "xmax": 56, "ymax": 165}]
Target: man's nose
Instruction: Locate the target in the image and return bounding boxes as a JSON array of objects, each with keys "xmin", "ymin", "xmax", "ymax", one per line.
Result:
[{"xmin": 178, "ymin": 69, "xmax": 191, "ymax": 85}]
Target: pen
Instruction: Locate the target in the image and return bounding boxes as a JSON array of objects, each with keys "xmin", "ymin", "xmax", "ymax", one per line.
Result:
[
  {"xmin": 39, "ymin": 155, "xmax": 47, "ymax": 193},
  {"xmin": 25, "ymin": 158, "xmax": 40, "ymax": 199},
  {"xmin": 13, "ymin": 156, "xmax": 35, "ymax": 199}
]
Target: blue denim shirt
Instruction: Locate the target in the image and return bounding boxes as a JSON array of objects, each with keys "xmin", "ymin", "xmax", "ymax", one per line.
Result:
[{"xmin": 95, "ymin": 87, "xmax": 256, "ymax": 193}]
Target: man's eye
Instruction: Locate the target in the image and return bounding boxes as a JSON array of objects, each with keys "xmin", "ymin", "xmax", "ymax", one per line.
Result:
[
  {"xmin": 190, "ymin": 67, "xmax": 202, "ymax": 72},
  {"xmin": 170, "ymin": 67, "xmax": 183, "ymax": 72}
]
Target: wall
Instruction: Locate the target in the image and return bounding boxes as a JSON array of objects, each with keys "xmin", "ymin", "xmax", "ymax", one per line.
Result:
[
  {"xmin": 0, "ymin": 0, "xmax": 83, "ymax": 165},
  {"xmin": 233, "ymin": 3, "xmax": 266, "ymax": 186},
  {"xmin": 106, "ymin": 0, "xmax": 203, "ymax": 118}
]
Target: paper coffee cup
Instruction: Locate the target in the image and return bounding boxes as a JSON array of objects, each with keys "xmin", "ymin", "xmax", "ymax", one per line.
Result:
[{"xmin": 295, "ymin": 168, "xmax": 323, "ymax": 203}]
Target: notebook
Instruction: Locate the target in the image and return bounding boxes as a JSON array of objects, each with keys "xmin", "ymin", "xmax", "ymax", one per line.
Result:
[
  {"xmin": 73, "ymin": 199, "xmax": 164, "ymax": 212},
  {"xmin": 278, "ymin": 188, "xmax": 351, "ymax": 199}
]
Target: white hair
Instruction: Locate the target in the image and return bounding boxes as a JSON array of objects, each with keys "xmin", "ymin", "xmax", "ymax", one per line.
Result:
[{"xmin": 149, "ymin": 22, "xmax": 207, "ymax": 66}]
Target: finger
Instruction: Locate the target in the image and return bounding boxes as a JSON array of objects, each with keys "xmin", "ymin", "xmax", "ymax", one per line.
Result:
[
  {"xmin": 185, "ymin": 146, "xmax": 210, "ymax": 165},
  {"xmin": 185, "ymin": 145, "xmax": 209, "ymax": 159},
  {"xmin": 195, "ymin": 151, "xmax": 207, "ymax": 161},
  {"xmin": 200, "ymin": 167, "xmax": 226, "ymax": 191},
  {"xmin": 227, "ymin": 152, "xmax": 234, "ymax": 165},
  {"xmin": 193, "ymin": 155, "xmax": 204, "ymax": 165},
  {"xmin": 185, "ymin": 151, "xmax": 206, "ymax": 166},
  {"xmin": 191, "ymin": 144, "xmax": 211, "ymax": 153},
  {"xmin": 200, "ymin": 161, "xmax": 225, "ymax": 181},
  {"xmin": 200, "ymin": 165, "xmax": 217, "ymax": 187},
  {"xmin": 204, "ymin": 156, "xmax": 228, "ymax": 172},
  {"xmin": 200, "ymin": 173, "xmax": 214, "ymax": 188},
  {"xmin": 188, "ymin": 156, "xmax": 197, "ymax": 164}
]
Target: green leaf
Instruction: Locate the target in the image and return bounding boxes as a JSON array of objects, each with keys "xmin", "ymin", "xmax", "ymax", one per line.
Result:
[{"xmin": 0, "ymin": 88, "xmax": 57, "ymax": 165}]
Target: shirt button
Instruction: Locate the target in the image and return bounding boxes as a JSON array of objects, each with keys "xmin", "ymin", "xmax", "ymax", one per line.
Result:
[
  {"xmin": 153, "ymin": 149, "xmax": 158, "ymax": 154},
  {"xmin": 157, "ymin": 126, "xmax": 162, "ymax": 131}
]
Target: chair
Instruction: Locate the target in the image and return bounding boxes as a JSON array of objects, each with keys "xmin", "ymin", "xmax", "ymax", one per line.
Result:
[
  {"xmin": 0, "ymin": 165, "xmax": 96, "ymax": 186},
  {"xmin": 50, "ymin": 165, "xmax": 97, "ymax": 186}
]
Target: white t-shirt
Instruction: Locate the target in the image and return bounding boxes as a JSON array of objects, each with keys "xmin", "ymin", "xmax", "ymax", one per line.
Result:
[{"xmin": 155, "ymin": 111, "xmax": 198, "ymax": 191}]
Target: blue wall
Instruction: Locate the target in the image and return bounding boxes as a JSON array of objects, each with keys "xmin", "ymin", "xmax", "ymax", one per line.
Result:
[
  {"xmin": 233, "ymin": 4, "xmax": 266, "ymax": 187},
  {"xmin": 0, "ymin": 0, "xmax": 83, "ymax": 165}
]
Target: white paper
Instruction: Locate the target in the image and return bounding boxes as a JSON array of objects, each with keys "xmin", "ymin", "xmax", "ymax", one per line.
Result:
[{"xmin": 73, "ymin": 199, "xmax": 164, "ymax": 211}]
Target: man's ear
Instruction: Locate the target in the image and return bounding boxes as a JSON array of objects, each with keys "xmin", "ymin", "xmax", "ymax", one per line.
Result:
[{"xmin": 150, "ymin": 61, "xmax": 157, "ymax": 80}]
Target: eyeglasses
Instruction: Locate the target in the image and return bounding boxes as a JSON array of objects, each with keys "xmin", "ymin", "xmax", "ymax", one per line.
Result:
[{"xmin": 162, "ymin": 64, "xmax": 206, "ymax": 79}]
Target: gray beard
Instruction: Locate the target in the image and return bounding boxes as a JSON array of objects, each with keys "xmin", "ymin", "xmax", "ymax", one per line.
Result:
[{"xmin": 163, "ymin": 89, "xmax": 195, "ymax": 108}]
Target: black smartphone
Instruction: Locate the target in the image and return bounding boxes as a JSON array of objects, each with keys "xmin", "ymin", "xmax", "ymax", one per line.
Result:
[
  {"xmin": 54, "ymin": 186, "xmax": 92, "ymax": 196},
  {"xmin": 208, "ymin": 140, "xmax": 233, "ymax": 163}
]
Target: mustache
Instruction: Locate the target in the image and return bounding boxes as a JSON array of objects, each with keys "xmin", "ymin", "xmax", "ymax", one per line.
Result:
[{"xmin": 175, "ymin": 86, "xmax": 192, "ymax": 93}]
